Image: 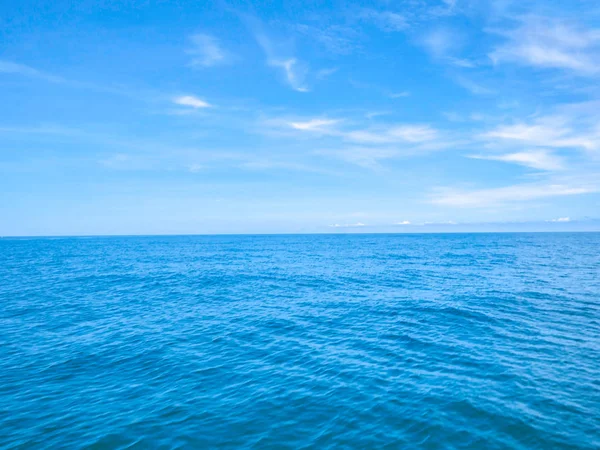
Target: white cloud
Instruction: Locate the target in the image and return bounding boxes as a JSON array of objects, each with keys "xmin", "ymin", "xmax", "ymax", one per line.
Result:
[
  {"xmin": 173, "ymin": 95, "xmax": 211, "ymax": 109},
  {"xmin": 187, "ymin": 34, "xmax": 228, "ymax": 67},
  {"xmin": 329, "ymin": 222, "xmax": 366, "ymax": 228},
  {"xmin": 268, "ymin": 58, "xmax": 309, "ymax": 92},
  {"xmin": 468, "ymin": 150, "xmax": 564, "ymax": 171},
  {"xmin": 265, "ymin": 114, "xmax": 450, "ymax": 169},
  {"xmin": 420, "ymin": 28, "xmax": 475, "ymax": 68},
  {"xmin": 431, "ymin": 183, "xmax": 595, "ymax": 207},
  {"xmin": 395, "ymin": 220, "xmax": 411, "ymax": 225},
  {"xmin": 288, "ymin": 119, "xmax": 339, "ymax": 132},
  {"xmin": 490, "ymin": 17, "xmax": 600, "ymax": 75},
  {"xmin": 260, "ymin": 116, "xmax": 339, "ymax": 139},
  {"xmin": 280, "ymin": 118, "xmax": 441, "ymax": 147},
  {"xmin": 389, "ymin": 91, "xmax": 410, "ymax": 98},
  {"xmin": 254, "ymin": 30, "xmax": 309, "ymax": 92},
  {"xmin": 482, "ymin": 116, "xmax": 598, "ymax": 151},
  {"xmin": 347, "ymin": 125, "xmax": 439, "ymax": 144},
  {"xmin": 547, "ymin": 217, "xmax": 571, "ymax": 222},
  {"xmin": 265, "ymin": 117, "xmax": 451, "ymax": 168}
]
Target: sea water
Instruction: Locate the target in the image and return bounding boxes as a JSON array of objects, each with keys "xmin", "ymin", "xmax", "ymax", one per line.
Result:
[{"xmin": 1, "ymin": 233, "xmax": 599, "ymax": 448}]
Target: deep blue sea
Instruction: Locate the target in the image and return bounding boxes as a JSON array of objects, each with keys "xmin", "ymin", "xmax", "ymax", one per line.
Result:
[{"xmin": 1, "ymin": 233, "xmax": 599, "ymax": 449}]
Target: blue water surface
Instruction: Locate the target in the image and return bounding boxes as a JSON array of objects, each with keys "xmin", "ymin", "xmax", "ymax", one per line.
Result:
[{"xmin": 1, "ymin": 233, "xmax": 599, "ymax": 449}]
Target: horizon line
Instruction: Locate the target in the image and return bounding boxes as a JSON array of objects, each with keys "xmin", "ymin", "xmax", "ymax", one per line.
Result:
[{"xmin": 2, "ymin": 230, "xmax": 600, "ymax": 239}]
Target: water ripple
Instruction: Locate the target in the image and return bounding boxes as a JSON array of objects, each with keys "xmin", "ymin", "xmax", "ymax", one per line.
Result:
[{"xmin": 1, "ymin": 233, "xmax": 599, "ymax": 449}]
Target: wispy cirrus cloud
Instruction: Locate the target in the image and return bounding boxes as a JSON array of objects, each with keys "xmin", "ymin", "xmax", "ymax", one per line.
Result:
[
  {"xmin": 288, "ymin": 118, "xmax": 340, "ymax": 132},
  {"xmin": 275, "ymin": 115, "xmax": 441, "ymax": 144},
  {"xmin": 346, "ymin": 124, "xmax": 439, "ymax": 145},
  {"xmin": 481, "ymin": 115, "xmax": 599, "ymax": 151},
  {"xmin": 489, "ymin": 17, "xmax": 600, "ymax": 75},
  {"xmin": 430, "ymin": 183, "xmax": 596, "ymax": 207},
  {"xmin": 420, "ymin": 28, "xmax": 476, "ymax": 68},
  {"xmin": 259, "ymin": 116, "xmax": 339, "ymax": 138},
  {"xmin": 173, "ymin": 95, "xmax": 211, "ymax": 108},
  {"xmin": 187, "ymin": 34, "xmax": 230, "ymax": 68},
  {"xmin": 253, "ymin": 29, "xmax": 309, "ymax": 92},
  {"xmin": 468, "ymin": 149, "xmax": 564, "ymax": 171},
  {"xmin": 0, "ymin": 60, "xmax": 64, "ymax": 83},
  {"xmin": 268, "ymin": 58, "xmax": 309, "ymax": 92},
  {"xmin": 265, "ymin": 115, "xmax": 451, "ymax": 168}
]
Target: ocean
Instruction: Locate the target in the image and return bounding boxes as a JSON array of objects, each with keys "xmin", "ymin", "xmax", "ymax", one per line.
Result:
[{"xmin": 1, "ymin": 233, "xmax": 599, "ymax": 449}]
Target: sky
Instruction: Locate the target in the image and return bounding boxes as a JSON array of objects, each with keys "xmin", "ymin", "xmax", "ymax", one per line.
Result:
[{"xmin": 1, "ymin": 0, "xmax": 600, "ymax": 235}]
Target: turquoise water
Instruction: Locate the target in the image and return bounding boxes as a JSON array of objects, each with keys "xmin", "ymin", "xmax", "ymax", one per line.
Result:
[{"xmin": 1, "ymin": 233, "xmax": 599, "ymax": 449}]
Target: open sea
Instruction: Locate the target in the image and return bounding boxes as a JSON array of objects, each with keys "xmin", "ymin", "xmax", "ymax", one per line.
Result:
[{"xmin": 1, "ymin": 233, "xmax": 599, "ymax": 449}]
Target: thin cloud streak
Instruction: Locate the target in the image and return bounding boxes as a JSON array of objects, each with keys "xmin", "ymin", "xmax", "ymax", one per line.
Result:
[
  {"xmin": 431, "ymin": 183, "xmax": 596, "ymax": 207},
  {"xmin": 468, "ymin": 150, "xmax": 564, "ymax": 171},
  {"xmin": 264, "ymin": 115, "xmax": 455, "ymax": 167},
  {"xmin": 173, "ymin": 95, "xmax": 211, "ymax": 108},
  {"xmin": 490, "ymin": 17, "xmax": 600, "ymax": 75},
  {"xmin": 482, "ymin": 116, "xmax": 599, "ymax": 151},
  {"xmin": 187, "ymin": 34, "xmax": 229, "ymax": 67},
  {"xmin": 253, "ymin": 27, "xmax": 309, "ymax": 92},
  {"xmin": 346, "ymin": 125, "xmax": 439, "ymax": 144},
  {"xmin": 288, "ymin": 119, "xmax": 340, "ymax": 131},
  {"xmin": 268, "ymin": 58, "xmax": 309, "ymax": 92},
  {"xmin": 329, "ymin": 222, "xmax": 367, "ymax": 228},
  {"xmin": 0, "ymin": 60, "xmax": 65, "ymax": 83}
]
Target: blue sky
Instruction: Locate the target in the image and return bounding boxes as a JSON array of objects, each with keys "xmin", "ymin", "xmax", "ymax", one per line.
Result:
[{"xmin": 1, "ymin": 0, "xmax": 600, "ymax": 235}]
